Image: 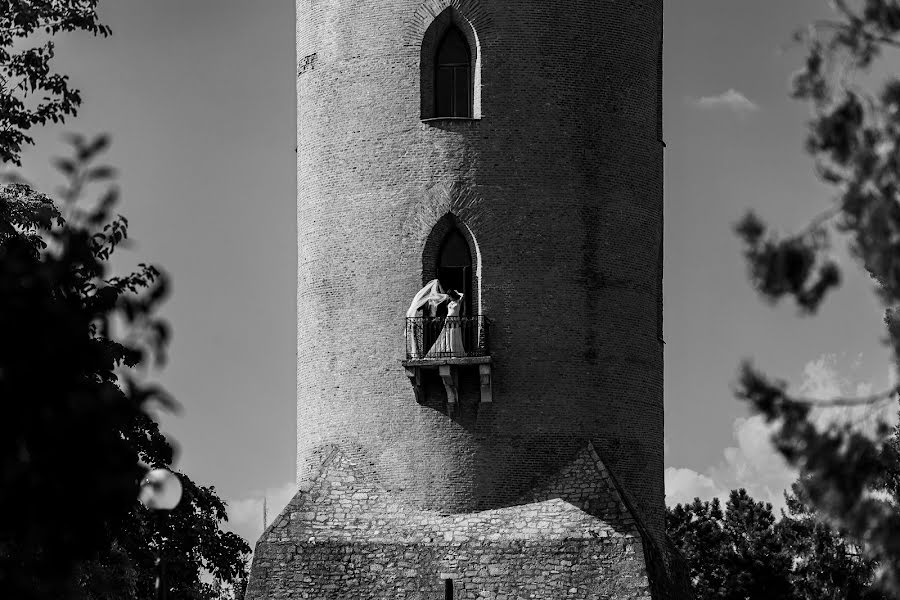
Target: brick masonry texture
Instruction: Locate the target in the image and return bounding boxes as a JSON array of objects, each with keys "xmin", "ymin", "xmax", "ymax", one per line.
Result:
[
  {"xmin": 252, "ymin": 0, "xmax": 683, "ymax": 596},
  {"xmin": 248, "ymin": 443, "xmax": 684, "ymax": 599}
]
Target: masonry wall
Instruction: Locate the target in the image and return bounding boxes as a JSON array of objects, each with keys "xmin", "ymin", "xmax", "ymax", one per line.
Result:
[
  {"xmin": 295, "ymin": 0, "xmax": 665, "ymax": 540},
  {"xmin": 249, "ymin": 445, "xmax": 665, "ymax": 599}
]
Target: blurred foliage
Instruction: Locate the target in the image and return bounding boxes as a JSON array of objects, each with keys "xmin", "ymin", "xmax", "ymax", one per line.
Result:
[
  {"xmin": 0, "ymin": 0, "xmax": 111, "ymax": 165},
  {"xmin": 0, "ymin": 135, "xmax": 249, "ymax": 599},
  {"xmin": 733, "ymin": 0, "xmax": 900, "ymax": 595},
  {"xmin": 667, "ymin": 486, "xmax": 882, "ymax": 600}
]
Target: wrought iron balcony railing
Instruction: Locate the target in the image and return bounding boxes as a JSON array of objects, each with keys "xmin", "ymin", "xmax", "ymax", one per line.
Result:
[{"xmin": 405, "ymin": 315, "xmax": 490, "ymax": 360}]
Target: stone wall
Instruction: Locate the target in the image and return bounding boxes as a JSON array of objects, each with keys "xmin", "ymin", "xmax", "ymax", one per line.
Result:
[{"xmin": 247, "ymin": 443, "xmax": 684, "ymax": 599}]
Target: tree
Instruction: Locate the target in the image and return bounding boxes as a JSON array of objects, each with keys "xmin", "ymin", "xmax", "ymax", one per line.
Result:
[
  {"xmin": 0, "ymin": 145, "xmax": 159, "ymax": 597},
  {"xmin": 779, "ymin": 484, "xmax": 879, "ymax": 600},
  {"xmin": 667, "ymin": 490, "xmax": 794, "ymax": 600},
  {"xmin": 667, "ymin": 487, "xmax": 879, "ymax": 599},
  {"xmin": 732, "ymin": 1, "xmax": 900, "ymax": 594},
  {"xmin": 0, "ymin": 136, "xmax": 250, "ymax": 599},
  {"xmin": 0, "ymin": 0, "xmax": 109, "ymax": 165}
]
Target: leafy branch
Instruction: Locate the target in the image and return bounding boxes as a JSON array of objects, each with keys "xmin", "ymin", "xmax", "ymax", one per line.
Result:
[
  {"xmin": 0, "ymin": 135, "xmax": 249, "ymax": 598},
  {"xmin": 0, "ymin": 1, "xmax": 110, "ymax": 165},
  {"xmin": 734, "ymin": 1, "xmax": 900, "ymax": 595}
]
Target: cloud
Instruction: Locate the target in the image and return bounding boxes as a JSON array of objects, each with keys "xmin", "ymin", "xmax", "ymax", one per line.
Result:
[
  {"xmin": 797, "ymin": 353, "xmax": 853, "ymax": 400},
  {"xmin": 665, "ymin": 468, "xmax": 727, "ymax": 507},
  {"xmin": 798, "ymin": 353, "xmax": 897, "ymax": 436},
  {"xmin": 225, "ymin": 480, "xmax": 297, "ymax": 547},
  {"xmin": 714, "ymin": 415, "xmax": 796, "ymax": 507},
  {"xmin": 690, "ymin": 89, "xmax": 759, "ymax": 115},
  {"xmin": 666, "ymin": 414, "xmax": 795, "ymax": 509},
  {"xmin": 666, "ymin": 353, "xmax": 894, "ymax": 510}
]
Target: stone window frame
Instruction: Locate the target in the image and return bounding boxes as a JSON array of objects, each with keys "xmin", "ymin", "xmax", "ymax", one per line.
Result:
[{"xmin": 420, "ymin": 8, "xmax": 482, "ymax": 121}]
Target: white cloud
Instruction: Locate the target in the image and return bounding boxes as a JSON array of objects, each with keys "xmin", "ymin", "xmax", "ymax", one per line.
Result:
[
  {"xmin": 797, "ymin": 353, "xmax": 897, "ymax": 436},
  {"xmin": 226, "ymin": 480, "xmax": 297, "ymax": 546},
  {"xmin": 713, "ymin": 415, "xmax": 796, "ymax": 508},
  {"xmin": 666, "ymin": 414, "xmax": 795, "ymax": 510},
  {"xmin": 664, "ymin": 468, "xmax": 727, "ymax": 507},
  {"xmin": 690, "ymin": 89, "xmax": 760, "ymax": 115},
  {"xmin": 666, "ymin": 353, "xmax": 894, "ymax": 510},
  {"xmin": 798, "ymin": 354, "xmax": 846, "ymax": 398}
]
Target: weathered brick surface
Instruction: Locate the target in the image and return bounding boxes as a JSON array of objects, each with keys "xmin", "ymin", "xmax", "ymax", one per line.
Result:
[
  {"xmin": 295, "ymin": 0, "xmax": 664, "ymax": 526},
  {"xmin": 248, "ymin": 444, "xmax": 658, "ymax": 599},
  {"xmin": 269, "ymin": 0, "xmax": 675, "ymax": 596}
]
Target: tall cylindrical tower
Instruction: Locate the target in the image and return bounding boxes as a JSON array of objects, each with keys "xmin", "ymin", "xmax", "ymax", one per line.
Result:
[{"xmin": 249, "ymin": 2, "xmax": 672, "ymax": 598}]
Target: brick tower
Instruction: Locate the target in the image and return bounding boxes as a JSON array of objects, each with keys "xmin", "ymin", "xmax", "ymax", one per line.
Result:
[{"xmin": 248, "ymin": 1, "xmax": 685, "ymax": 598}]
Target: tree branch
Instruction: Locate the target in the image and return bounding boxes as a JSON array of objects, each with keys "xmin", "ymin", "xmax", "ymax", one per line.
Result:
[
  {"xmin": 831, "ymin": 0, "xmax": 862, "ymax": 24},
  {"xmin": 798, "ymin": 204, "xmax": 842, "ymax": 238},
  {"xmin": 815, "ymin": 11, "xmax": 900, "ymax": 50},
  {"xmin": 787, "ymin": 385, "xmax": 899, "ymax": 408}
]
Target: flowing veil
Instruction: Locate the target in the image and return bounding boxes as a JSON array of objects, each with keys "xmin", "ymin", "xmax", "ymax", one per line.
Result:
[
  {"xmin": 406, "ymin": 279, "xmax": 448, "ymax": 358},
  {"xmin": 406, "ymin": 279, "xmax": 446, "ymax": 319}
]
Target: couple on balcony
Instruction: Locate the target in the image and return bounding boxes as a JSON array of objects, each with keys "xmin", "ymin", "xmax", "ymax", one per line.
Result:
[{"xmin": 406, "ymin": 279, "xmax": 465, "ymax": 359}]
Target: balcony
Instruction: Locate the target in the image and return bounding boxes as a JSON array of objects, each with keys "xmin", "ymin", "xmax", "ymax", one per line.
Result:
[
  {"xmin": 402, "ymin": 316, "xmax": 492, "ymax": 412},
  {"xmin": 404, "ymin": 315, "xmax": 490, "ymax": 360}
]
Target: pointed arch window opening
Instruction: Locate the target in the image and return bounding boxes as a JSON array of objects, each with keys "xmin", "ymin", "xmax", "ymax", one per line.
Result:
[
  {"xmin": 437, "ymin": 227, "xmax": 472, "ymax": 317},
  {"xmin": 404, "ymin": 220, "xmax": 490, "ymax": 361},
  {"xmin": 417, "ymin": 226, "xmax": 479, "ymax": 359},
  {"xmin": 419, "ymin": 9, "xmax": 482, "ymax": 120},
  {"xmin": 434, "ymin": 26, "xmax": 472, "ymax": 118},
  {"xmin": 403, "ymin": 218, "xmax": 493, "ymax": 411}
]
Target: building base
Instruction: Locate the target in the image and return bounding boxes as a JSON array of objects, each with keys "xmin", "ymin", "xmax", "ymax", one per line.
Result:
[{"xmin": 246, "ymin": 444, "xmax": 687, "ymax": 599}]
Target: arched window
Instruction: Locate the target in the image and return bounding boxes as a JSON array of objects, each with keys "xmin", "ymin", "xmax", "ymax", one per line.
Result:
[
  {"xmin": 434, "ymin": 27, "xmax": 471, "ymax": 118},
  {"xmin": 419, "ymin": 9, "xmax": 481, "ymax": 120},
  {"xmin": 420, "ymin": 213, "xmax": 482, "ymax": 316},
  {"xmin": 437, "ymin": 228, "xmax": 472, "ymax": 315}
]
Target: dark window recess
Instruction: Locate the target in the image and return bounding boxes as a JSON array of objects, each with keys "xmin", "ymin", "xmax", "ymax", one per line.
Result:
[
  {"xmin": 435, "ymin": 27, "xmax": 471, "ymax": 118},
  {"xmin": 444, "ymin": 578, "xmax": 454, "ymax": 600},
  {"xmin": 437, "ymin": 228, "xmax": 472, "ymax": 316}
]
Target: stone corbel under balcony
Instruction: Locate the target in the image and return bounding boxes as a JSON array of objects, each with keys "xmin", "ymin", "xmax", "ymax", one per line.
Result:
[{"xmin": 401, "ymin": 356, "xmax": 493, "ymax": 414}]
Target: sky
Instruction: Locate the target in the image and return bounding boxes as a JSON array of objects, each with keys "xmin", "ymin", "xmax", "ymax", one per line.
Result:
[{"xmin": 10, "ymin": 0, "xmax": 899, "ymax": 545}]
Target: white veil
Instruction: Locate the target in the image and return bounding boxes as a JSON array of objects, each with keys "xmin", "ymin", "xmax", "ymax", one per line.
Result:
[
  {"xmin": 406, "ymin": 279, "xmax": 448, "ymax": 358},
  {"xmin": 406, "ymin": 278, "xmax": 448, "ymax": 318}
]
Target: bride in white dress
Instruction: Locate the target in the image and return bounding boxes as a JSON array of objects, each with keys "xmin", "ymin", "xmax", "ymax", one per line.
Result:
[
  {"xmin": 405, "ymin": 280, "xmax": 466, "ymax": 358},
  {"xmin": 425, "ymin": 289, "xmax": 465, "ymax": 358}
]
